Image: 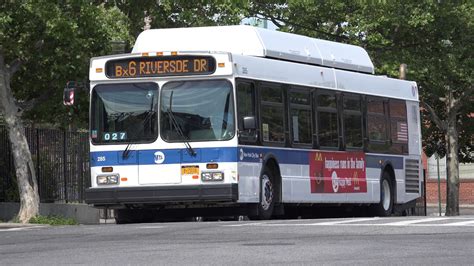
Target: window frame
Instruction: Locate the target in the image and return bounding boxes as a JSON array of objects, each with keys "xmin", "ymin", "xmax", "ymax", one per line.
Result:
[
  {"xmin": 288, "ymin": 86, "xmax": 313, "ymax": 148},
  {"xmin": 259, "ymin": 82, "xmax": 286, "ymax": 146},
  {"xmin": 315, "ymin": 89, "xmax": 340, "ymax": 150},
  {"xmin": 342, "ymin": 93, "xmax": 364, "ymax": 150}
]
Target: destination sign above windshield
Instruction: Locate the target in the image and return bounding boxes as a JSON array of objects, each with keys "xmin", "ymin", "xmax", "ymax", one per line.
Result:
[{"xmin": 105, "ymin": 56, "xmax": 216, "ymax": 78}]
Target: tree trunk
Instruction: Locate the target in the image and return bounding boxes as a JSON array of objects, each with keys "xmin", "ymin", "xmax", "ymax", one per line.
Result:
[
  {"xmin": 0, "ymin": 53, "xmax": 40, "ymax": 223},
  {"xmin": 445, "ymin": 120, "xmax": 460, "ymax": 216}
]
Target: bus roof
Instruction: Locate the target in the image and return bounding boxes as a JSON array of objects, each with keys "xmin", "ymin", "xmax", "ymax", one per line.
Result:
[{"xmin": 132, "ymin": 25, "xmax": 375, "ymax": 74}]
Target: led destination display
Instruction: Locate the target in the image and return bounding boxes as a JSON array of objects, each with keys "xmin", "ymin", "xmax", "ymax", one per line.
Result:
[{"xmin": 106, "ymin": 56, "xmax": 216, "ymax": 78}]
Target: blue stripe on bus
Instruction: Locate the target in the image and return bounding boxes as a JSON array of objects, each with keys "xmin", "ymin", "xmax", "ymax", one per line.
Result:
[
  {"xmin": 90, "ymin": 147, "xmax": 239, "ymax": 167},
  {"xmin": 90, "ymin": 146, "xmax": 404, "ymax": 169},
  {"xmin": 365, "ymin": 154, "xmax": 404, "ymax": 169}
]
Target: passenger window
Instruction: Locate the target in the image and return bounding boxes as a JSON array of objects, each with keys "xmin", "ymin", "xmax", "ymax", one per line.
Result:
[
  {"xmin": 260, "ymin": 84, "xmax": 285, "ymax": 143},
  {"xmin": 389, "ymin": 100, "xmax": 408, "ymax": 154},
  {"xmin": 367, "ymin": 97, "xmax": 387, "ymax": 141},
  {"xmin": 289, "ymin": 88, "xmax": 312, "ymax": 145},
  {"xmin": 317, "ymin": 91, "xmax": 338, "ymax": 148},
  {"xmin": 343, "ymin": 94, "xmax": 363, "ymax": 148}
]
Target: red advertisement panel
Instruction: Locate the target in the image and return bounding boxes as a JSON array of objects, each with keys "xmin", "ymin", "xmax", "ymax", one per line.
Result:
[{"xmin": 310, "ymin": 151, "xmax": 367, "ymax": 193}]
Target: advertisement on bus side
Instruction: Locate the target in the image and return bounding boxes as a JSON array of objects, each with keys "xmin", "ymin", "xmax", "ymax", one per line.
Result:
[{"xmin": 309, "ymin": 151, "xmax": 367, "ymax": 193}]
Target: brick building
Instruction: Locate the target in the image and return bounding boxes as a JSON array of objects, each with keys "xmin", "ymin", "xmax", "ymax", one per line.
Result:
[{"xmin": 424, "ymin": 153, "xmax": 474, "ymax": 205}]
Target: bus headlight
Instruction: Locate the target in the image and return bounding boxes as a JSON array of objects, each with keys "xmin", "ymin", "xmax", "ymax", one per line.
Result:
[
  {"xmin": 97, "ymin": 174, "xmax": 119, "ymax": 185},
  {"xmin": 201, "ymin": 172, "xmax": 224, "ymax": 182}
]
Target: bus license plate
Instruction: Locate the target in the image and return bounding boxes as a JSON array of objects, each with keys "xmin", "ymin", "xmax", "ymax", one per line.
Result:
[{"xmin": 181, "ymin": 166, "xmax": 199, "ymax": 175}]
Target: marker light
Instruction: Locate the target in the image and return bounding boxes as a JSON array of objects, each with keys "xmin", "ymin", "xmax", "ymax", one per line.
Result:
[
  {"xmin": 218, "ymin": 63, "xmax": 225, "ymax": 68},
  {"xmin": 157, "ymin": 52, "xmax": 163, "ymax": 56},
  {"xmin": 142, "ymin": 52, "xmax": 149, "ymax": 56},
  {"xmin": 96, "ymin": 68, "xmax": 103, "ymax": 73},
  {"xmin": 206, "ymin": 163, "xmax": 218, "ymax": 169},
  {"xmin": 171, "ymin": 51, "xmax": 178, "ymax": 56},
  {"xmin": 102, "ymin": 167, "xmax": 113, "ymax": 173}
]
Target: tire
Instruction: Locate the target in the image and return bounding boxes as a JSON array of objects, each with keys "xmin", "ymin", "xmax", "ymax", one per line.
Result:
[
  {"xmin": 372, "ymin": 172, "xmax": 394, "ymax": 217},
  {"xmin": 249, "ymin": 169, "xmax": 275, "ymax": 220}
]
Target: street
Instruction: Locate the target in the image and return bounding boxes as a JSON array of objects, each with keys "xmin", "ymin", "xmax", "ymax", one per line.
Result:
[{"xmin": 1, "ymin": 216, "xmax": 474, "ymax": 265}]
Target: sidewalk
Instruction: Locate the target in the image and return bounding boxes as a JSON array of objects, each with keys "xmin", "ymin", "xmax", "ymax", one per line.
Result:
[{"xmin": 426, "ymin": 204, "xmax": 474, "ymax": 216}]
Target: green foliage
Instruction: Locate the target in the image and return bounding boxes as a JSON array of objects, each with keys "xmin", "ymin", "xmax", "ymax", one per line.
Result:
[
  {"xmin": 29, "ymin": 215, "xmax": 77, "ymax": 225},
  {"xmin": 0, "ymin": 0, "xmax": 133, "ymax": 129},
  {"xmin": 1, "ymin": 1, "xmax": 247, "ymax": 129}
]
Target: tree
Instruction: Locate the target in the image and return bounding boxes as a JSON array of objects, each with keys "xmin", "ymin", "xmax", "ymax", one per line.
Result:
[
  {"xmin": 0, "ymin": 1, "xmax": 132, "ymax": 223},
  {"xmin": 248, "ymin": 1, "xmax": 473, "ymax": 215}
]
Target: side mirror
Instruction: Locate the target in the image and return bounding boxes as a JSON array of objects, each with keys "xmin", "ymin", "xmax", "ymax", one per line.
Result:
[
  {"xmin": 243, "ymin": 116, "xmax": 256, "ymax": 130},
  {"xmin": 63, "ymin": 87, "xmax": 75, "ymax": 106}
]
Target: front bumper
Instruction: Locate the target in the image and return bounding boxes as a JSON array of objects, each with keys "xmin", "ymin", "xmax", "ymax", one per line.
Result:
[{"xmin": 85, "ymin": 183, "xmax": 238, "ymax": 206}]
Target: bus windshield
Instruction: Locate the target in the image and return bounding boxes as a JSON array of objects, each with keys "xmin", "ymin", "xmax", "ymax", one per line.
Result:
[
  {"xmin": 90, "ymin": 83, "xmax": 158, "ymax": 144},
  {"xmin": 160, "ymin": 80, "xmax": 235, "ymax": 142}
]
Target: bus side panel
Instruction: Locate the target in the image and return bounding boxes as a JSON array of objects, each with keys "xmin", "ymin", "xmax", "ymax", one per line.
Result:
[{"xmin": 237, "ymin": 161, "xmax": 260, "ymax": 203}]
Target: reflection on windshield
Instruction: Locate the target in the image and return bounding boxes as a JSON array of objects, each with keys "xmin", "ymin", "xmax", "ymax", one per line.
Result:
[
  {"xmin": 90, "ymin": 83, "xmax": 158, "ymax": 144},
  {"xmin": 161, "ymin": 80, "xmax": 235, "ymax": 142}
]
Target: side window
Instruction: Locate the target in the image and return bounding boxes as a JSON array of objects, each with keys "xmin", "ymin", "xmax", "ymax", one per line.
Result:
[
  {"xmin": 367, "ymin": 96, "xmax": 389, "ymax": 153},
  {"xmin": 289, "ymin": 88, "xmax": 312, "ymax": 145},
  {"xmin": 260, "ymin": 83, "xmax": 285, "ymax": 143},
  {"xmin": 316, "ymin": 90, "xmax": 339, "ymax": 148},
  {"xmin": 367, "ymin": 97, "xmax": 387, "ymax": 141},
  {"xmin": 389, "ymin": 99, "xmax": 408, "ymax": 154},
  {"xmin": 236, "ymin": 82, "xmax": 257, "ymax": 143},
  {"xmin": 343, "ymin": 93, "xmax": 363, "ymax": 148}
]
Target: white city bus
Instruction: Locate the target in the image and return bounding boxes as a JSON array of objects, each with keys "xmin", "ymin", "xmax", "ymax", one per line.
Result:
[{"xmin": 76, "ymin": 25, "xmax": 422, "ymax": 223}]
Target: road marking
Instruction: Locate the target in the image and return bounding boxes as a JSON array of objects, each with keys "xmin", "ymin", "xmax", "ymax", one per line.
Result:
[
  {"xmin": 383, "ymin": 217, "xmax": 450, "ymax": 226},
  {"xmin": 310, "ymin": 217, "xmax": 380, "ymax": 225},
  {"xmin": 224, "ymin": 222, "xmax": 263, "ymax": 227},
  {"xmin": 222, "ymin": 218, "xmax": 474, "ymax": 228},
  {"xmin": 138, "ymin": 226, "xmax": 165, "ymax": 229},
  {"xmin": 0, "ymin": 226, "xmax": 46, "ymax": 232},
  {"xmin": 440, "ymin": 220, "xmax": 474, "ymax": 226}
]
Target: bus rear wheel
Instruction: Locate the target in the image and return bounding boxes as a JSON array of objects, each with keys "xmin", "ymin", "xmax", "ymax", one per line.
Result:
[
  {"xmin": 249, "ymin": 169, "xmax": 275, "ymax": 220},
  {"xmin": 372, "ymin": 172, "xmax": 394, "ymax": 217}
]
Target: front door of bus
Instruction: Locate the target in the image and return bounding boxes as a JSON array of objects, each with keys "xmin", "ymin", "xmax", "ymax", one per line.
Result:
[{"xmin": 138, "ymin": 149, "xmax": 182, "ymax": 184}]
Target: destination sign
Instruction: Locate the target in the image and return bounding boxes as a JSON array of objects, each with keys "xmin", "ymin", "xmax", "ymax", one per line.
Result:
[{"xmin": 105, "ymin": 56, "xmax": 216, "ymax": 78}]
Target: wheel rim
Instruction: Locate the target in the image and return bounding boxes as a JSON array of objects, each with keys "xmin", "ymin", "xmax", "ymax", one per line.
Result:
[
  {"xmin": 261, "ymin": 174, "xmax": 273, "ymax": 211},
  {"xmin": 382, "ymin": 179, "xmax": 391, "ymax": 211}
]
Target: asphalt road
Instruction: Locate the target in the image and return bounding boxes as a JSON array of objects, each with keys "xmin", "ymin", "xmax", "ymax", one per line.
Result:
[{"xmin": 1, "ymin": 216, "xmax": 474, "ymax": 265}]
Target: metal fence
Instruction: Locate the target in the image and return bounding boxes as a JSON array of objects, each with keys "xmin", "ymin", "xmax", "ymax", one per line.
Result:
[{"xmin": 0, "ymin": 125, "xmax": 90, "ymax": 203}]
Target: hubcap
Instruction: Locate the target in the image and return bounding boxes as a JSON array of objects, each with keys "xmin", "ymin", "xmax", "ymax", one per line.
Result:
[
  {"xmin": 382, "ymin": 179, "xmax": 391, "ymax": 211},
  {"xmin": 261, "ymin": 174, "xmax": 273, "ymax": 211}
]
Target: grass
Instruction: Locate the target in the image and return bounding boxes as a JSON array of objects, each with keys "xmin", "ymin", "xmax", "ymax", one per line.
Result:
[{"xmin": 29, "ymin": 215, "xmax": 78, "ymax": 225}]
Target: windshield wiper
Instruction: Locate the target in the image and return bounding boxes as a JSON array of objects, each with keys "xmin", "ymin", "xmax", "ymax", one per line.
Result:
[
  {"xmin": 122, "ymin": 92, "xmax": 156, "ymax": 160},
  {"xmin": 122, "ymin": 143, "xmax": 133, "ymax": 160},
  {"xmin": 167, "ymin": 91, "xmax": 196, "ymax": 157}
]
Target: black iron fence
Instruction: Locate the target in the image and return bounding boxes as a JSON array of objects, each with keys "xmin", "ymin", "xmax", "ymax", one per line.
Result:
[{"xmin": 0, "ymin": 125, "xmax": 90, "ymax": 203}]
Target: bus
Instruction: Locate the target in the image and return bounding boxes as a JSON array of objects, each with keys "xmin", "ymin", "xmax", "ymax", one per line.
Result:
[{"xmin": 67, "ymin": 25, "xmax": 422, "ymax": 223}]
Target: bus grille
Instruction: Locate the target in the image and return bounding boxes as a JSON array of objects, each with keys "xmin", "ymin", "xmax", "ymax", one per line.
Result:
[{"xmin": 405, "ymin": 159, "xmax": 420, "ymax": 193}]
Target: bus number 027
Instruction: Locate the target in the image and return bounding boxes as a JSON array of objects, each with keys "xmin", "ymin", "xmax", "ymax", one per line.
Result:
[{"xmin": 103, "ymin": 132, "xmax": 127, "ymax": 141}]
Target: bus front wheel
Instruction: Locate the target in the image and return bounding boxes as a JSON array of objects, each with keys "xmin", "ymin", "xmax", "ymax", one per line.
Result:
[{"xmin": 249, "ymin": 169, "xmax": 275, "ymax": 220}]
